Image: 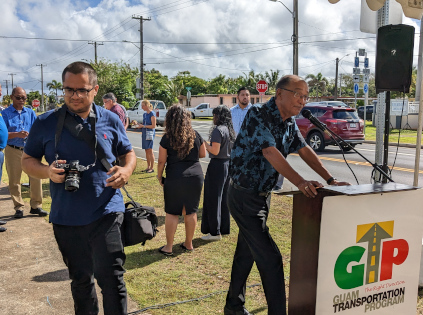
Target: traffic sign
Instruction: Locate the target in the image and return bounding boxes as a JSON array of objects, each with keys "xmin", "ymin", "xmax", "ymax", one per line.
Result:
[
  {"xmin": 363, "ymin": 75, "xmax": 370, "ymax": 83},
  {"xmin": 353, "ymin": 68, "xmax": 361, "ymax": 75},
  {"xmin": 186, "ymin": 87, "xmax": 192, "ymax": 91},
  {"xmin": 363, "ymin": 83, "xmax": 369, "ymax": 94},
  {"xmin": 354, "ymin": 57, "xmax": 360, "ymax": 67},
  {"xmin": 187, "ymin": 91, "xmax": 191, "ymax": 100},
  {"xmin": 363, "ymin": 68, "xmax": 370, "ymax": 75},
  {"xmin": 256, "ymin": 80, "xmax": 268, "ymax": 93},
  {"xmin": 364, "ymin": 57, "xmax": 369, "ymax": 68},
  {"xmin": 354, "ymin": 83, "xmax": 359, "ymax": 94},
  {"xmin": 353, "ymin": 75, "xmax": 360, "ymax": 83},
  {"xmin": 32, "ymin": 99, "xmax": 40, "ymax": 108}
]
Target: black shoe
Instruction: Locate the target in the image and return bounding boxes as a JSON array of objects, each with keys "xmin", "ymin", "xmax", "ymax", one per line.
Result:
[
  {"xmin": 30, "ymin": 208, "xmax": 48, "ymax": 217},
  {"xmin": 0, "ymin": 220, "xmax": 6, "ymax": 225},
  {"xmin": 14, "ymin": 210, "xmax": 24, "ymax": 219},
  {"xmin": 0, "ymin": 226, "xmax": 6, "ymax": 232},
  {"xmin": 224, "ymin": 306, "xmax": 251, "ymax": 315}
]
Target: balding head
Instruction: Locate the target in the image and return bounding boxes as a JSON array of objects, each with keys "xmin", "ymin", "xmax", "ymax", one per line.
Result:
[{"xmin": 274, "ymin": 75, "xmax": 309, "ymax": 120}]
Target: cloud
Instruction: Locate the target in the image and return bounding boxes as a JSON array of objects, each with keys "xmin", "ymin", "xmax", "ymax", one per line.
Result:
[{"xmin": 0, "ymin": 0, "xmax": 419, "ymax": 94}]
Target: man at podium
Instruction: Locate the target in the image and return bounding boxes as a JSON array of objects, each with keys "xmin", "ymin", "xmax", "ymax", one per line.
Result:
[{"xmin": 224, "ymin": 75, "xmax": 349, "ymax": 315}]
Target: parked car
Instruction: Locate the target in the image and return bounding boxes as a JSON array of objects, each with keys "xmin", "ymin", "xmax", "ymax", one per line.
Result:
[
  {"xmin": 188, "ymin": 103, "xmax": 214, "ymax": 118},
  {"xmin": 127, "ymin": 100, "xmax": 167, "ymax": 127},
  {"xmin": 295, "ymin": 104, "xmax": 365, "ymax": 152},
  {"xmin": 306, "ymin": 101, "xmax": 350, "ymax": 108},
  {"xmin": 357, "ymin": 105, "xmax": 374, "ymax": 121}
]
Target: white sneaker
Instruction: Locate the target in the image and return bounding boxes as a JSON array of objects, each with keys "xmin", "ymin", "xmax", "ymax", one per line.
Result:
[{"xmin": 201, "ymin": 233, "xmax": 222, "ymax": 241}]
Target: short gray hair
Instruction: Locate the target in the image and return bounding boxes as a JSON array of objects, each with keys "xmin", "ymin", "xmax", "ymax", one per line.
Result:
[{"xmin": 102, "ymin": 92, "xmax": 116, "ymax": 102}]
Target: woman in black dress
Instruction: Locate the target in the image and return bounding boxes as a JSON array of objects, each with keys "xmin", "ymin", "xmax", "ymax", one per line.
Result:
[
  {"xmin": 201, "ymin": 105, "xmax": 236, "ymax": 241},
  {"xmin": 157, "ymin": 105, "xmax": 206, "ymax": 255}
]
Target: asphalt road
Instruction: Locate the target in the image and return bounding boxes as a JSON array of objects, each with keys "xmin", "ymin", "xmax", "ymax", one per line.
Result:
[{"xmin": 127, "ymin": 119, "xmax": 423, "ymax": 192}]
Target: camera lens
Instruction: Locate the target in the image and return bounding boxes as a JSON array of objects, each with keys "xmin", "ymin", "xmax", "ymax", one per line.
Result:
[{"xmin": 65, "ymin": 171, "xmax": 80, "ymax": 192}]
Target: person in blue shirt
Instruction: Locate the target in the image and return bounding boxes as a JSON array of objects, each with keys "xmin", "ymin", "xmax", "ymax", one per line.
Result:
[
  {"xmin": 22, "ymin": 62, "xmax": 137, "ymax": 315},
  {"xmin": 230, "ymin": 87, "xmax": 252, "ymax": 136},
  {"xmin": 0, "ymin": 84, "xmax": 8, "ymax": 232},
  {"xmin": 224, "ymin": 75, "xmax": 349, "ymax": 315},
  {"xmin": 2, "ymin": 87, "xmax": 47, "ymax": 219}
]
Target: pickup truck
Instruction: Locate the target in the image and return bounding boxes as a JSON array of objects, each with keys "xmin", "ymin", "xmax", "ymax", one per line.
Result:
[
  {"xmin": 127, "ymin": 100, "xmax": 167, "ymax": 127},
  {"xmin": 188, "ymin": 103, "xmax": 214, "ymax": 118}
]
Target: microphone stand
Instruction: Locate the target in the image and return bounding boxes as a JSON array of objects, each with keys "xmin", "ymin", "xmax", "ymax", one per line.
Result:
[{"xmin": 313, "ymin": 122, "xmax": 394, "ymax": 183}]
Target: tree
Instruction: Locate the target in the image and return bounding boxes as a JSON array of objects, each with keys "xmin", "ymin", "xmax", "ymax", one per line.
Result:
[
  {"xmin": 265, "ymin": 70, "xmax": 281, "ymax": 93},
  {"xmin": 208, "ymin": 74, "xmax": 228, "ymax": 94},
  {"xmin": 165, "ymin": 79, "xmax": 184, "ymax": 106},
  {"xmin": 26, "ymin": 91, "xmax": 42, "ymax": 107},
  {"xmin": 144, "ymin": 69, "xmax": 172, "ymax": 106},
  {"xmin": 174, "ymin": 71, "xmax": 207, "ymax": 96},
  {"xmin": 46, "ymin": 79, "xmax": 63, "ymax": 103},
  {"xmin": 305, "ymin": 73, "xmax": 329, "ymax": 99}
]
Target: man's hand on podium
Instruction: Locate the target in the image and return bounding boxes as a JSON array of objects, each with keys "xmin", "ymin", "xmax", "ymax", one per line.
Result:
[
  {"xmin": 329, "ymin": 179, "xmax": 351, "ymax": 186},
  {"xmin": 298, "ymin": 180, "xmax": 323, "ymax": 198}
]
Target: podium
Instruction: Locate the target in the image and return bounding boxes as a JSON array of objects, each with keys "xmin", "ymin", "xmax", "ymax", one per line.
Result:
[{"xmin": 288, "ymin": 183, "xmax": 423, "ymax": 315}]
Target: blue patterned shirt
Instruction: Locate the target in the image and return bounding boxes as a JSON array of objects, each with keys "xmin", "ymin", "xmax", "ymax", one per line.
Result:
[
  {"xmin": 229, "ymin": 97, "xmax": 307, "ymax": 192},
  {"xmin": 230, "ymin": 103, "xmax": 252, "ymax": 135}
]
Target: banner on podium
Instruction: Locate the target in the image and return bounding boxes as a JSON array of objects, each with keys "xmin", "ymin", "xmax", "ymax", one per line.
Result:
[{"xmin": 315, "ymin": 189, "xmax": 423, "ymax": 314}]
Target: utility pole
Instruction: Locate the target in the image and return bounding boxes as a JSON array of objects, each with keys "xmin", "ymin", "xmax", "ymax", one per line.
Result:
[
  {"xmin": 3, "ymin": 80, "xmax": 9, "ymax": 95},
  {"xmin": 132, "ymin": 15, "xmax": 151, "ymax": 100},
  {"xmin": 88, "ymin": 41, "xmax": 104, "ymax": 64},
  {"xmin": 334, "ymin": 58, "xmax": 339, "ymax": 100},
  {"xmin": 293, "ymin": 0, "xmax": 298, "ymax": 75},
  {"xmin": 36, "ymin": 64, "xmax": 46, "ymax": 112},
  {"xmin": 8, "ymin": 73, "xmax": 16, "ymax": 88}
]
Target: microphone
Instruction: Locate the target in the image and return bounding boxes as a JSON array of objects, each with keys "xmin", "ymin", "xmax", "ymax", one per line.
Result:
[{"xmin": 302, "ymin": 109, "xmax": 328, "ymax": 132}]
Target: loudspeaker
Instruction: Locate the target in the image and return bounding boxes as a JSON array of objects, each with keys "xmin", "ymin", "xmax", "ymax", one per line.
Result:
[{"xmin": 375, "ymin": 24, "xmax": 415, "ymax": 94}]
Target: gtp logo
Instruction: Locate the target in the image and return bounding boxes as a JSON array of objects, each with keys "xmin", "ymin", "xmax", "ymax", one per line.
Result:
[{"xmin": 334, "ymin": 221, "xmax": 409, "ymax": 290}]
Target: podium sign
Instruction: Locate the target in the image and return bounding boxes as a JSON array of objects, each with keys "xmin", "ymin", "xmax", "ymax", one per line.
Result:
[{"xmin": 315, "ymin": 189, "xmax": 423, "ymax": 314}]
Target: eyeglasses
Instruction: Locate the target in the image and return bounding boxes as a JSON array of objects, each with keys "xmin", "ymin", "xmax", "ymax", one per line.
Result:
[
  {"xmin": 13, "ymin": 96, "xmax": 27, "ymax": 101},
  {"xmin": 281, "ymin": 88, "xmax": 309, "ymax": 102},
  {"xmin": 63, "ymin": 87, "xmax": 94, "ymax": 98}
]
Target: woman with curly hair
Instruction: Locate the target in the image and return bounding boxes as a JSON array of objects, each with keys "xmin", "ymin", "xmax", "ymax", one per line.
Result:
[
  {"xmin": 201, "ymin": 105, "xmax": 236, "ymax": 241},
  {"xmin": 157, "ymin": 105, "xmax": 206, "ymax": 255}
]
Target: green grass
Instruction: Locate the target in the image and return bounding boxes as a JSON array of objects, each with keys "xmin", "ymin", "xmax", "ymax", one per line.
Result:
[{"xmin": 364, "ymin": 121, "xmax": 423, "ymax": 145}]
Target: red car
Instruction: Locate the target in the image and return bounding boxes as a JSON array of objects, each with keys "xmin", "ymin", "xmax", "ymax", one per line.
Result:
[{"xmin": 295, "ymin": 105, "xmax": 365, "ymax": 152}]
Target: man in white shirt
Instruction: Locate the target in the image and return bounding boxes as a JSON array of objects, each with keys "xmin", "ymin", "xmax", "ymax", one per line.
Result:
[{"xmin": 230, "ymin": 87, "xmax": 252, "ymax": 135}]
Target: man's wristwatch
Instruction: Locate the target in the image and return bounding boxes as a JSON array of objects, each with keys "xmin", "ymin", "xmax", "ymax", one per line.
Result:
[{"xmin": 327, "ymin": 177, "xmax": 336, "ymax": 185}]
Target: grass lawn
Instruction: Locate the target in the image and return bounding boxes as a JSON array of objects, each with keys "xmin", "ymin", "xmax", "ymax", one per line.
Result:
[
  {"xmin": 10, "ymin": 158, "xmax": 423, "ymax": 314},
  {"xmin": 364, "ymin": 121, "xmax": 423, "ymax": 145}
]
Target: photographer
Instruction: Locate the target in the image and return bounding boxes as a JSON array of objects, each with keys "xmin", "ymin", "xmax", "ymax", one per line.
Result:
[{"xmin": 21, "ymin": 62, "xmax": 136, "ymax": 315}]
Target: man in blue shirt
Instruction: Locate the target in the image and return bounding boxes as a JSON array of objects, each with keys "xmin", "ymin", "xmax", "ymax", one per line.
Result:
[
  {"xmin": 22, "ymin": 62, "xmax": 137, "ymax": 315},
  {"xmin": 2, "ymin": 87, "xmax": 47, "ymax": 219},
  {"xmin": 0, "ymin": 84, "xmax": 8, "ymax": 232},
  {"xmin": 230, "ymin": 87, "xmax": 252, "ymax": 135},
  {"xmin": 224, "ymin": 75, "xmax": 349, "ymax": 315}
]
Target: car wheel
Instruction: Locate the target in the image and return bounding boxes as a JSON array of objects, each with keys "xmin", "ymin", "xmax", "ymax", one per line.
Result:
[
  {"xmin": 307, "ymin": 131, "xmax": 325, "ymax": 152},
  {"xmin": 191, "ymin": 113, "xmax": 195, "ymax": 119},
  {"xmin": 341, "ymin": 143, "xmax": 356, "ymax": 152}
]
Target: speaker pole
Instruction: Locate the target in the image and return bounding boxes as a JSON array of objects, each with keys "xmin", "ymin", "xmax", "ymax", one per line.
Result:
[{"xmin": 382, "ymin": 91, "xmax": 391, "ymax": 183}]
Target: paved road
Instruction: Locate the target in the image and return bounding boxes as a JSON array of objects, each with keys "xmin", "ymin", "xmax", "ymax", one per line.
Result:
[{"xmin": 127, "ymin": 119, "xmax": 423, "ymax": 191}]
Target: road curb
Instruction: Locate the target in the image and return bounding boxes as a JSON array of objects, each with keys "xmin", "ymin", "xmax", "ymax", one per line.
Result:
[{"xmin": 362, "ymin": 140, "xmax": 422, "ymax": 149}]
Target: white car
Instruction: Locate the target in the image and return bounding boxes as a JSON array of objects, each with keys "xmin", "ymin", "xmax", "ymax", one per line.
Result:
[
  {"xmin": 127, "ymin": 100, "xmax": 167, "ymax": 127},
  {"xmin": 306, "ymin": 101, "xmax": 350, "ymax": 108}
]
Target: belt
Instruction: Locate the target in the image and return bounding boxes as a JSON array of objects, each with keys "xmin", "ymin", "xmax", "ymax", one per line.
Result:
[
  {"xmin": 8, "ymin": 144, "xmax": 24, "ymax": 151},
  {"xmin": 229, "ymin": 179, "xmax": 270, "ymax": 197}
]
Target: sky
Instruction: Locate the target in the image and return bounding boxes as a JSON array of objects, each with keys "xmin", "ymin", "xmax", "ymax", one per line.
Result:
[{"xmin": 0, "ymin": 0, "xmax": 420, "ymax": 95}]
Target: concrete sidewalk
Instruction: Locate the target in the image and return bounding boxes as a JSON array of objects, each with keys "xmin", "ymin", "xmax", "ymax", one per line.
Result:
[{"xmin": 0, "ymin": 183, "xmax": 139, "ymax": 315}]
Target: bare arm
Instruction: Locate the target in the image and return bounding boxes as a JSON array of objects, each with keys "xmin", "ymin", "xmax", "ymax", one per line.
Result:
[
  {"xmin": 9, "ymin": 130, "xmax": 29, "ymax": 140},
  {"xmin": 205, "ymin": 141, "xmax": 221, "ymax": 156},
  {"xmin": 106, "ymin": 149, "xmax": 137, "ymax": 189},
  {"xmin": 199, "ymin": 142, "xmax": 206, "ymax": 158},
  {"xmin": 157, "ymin": 145, "xmax": 167, "ymax": 187},
  {"xmin": 21, "ymin": 152, "xmax": 66, "ymax": 183}
]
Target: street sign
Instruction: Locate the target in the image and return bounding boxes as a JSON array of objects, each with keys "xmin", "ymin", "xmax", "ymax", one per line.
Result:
[
  {"xmin": 354, "ymin": 57, "xmax": 360, "ymax": 67},
  {"xmin": 364, "ymin": 57, "xmax": 369, "ymax": 68},
  {"xmin": 363, "ymin": 68, "xmax": 370, "ymax": 75},
  {"xmin": 32, "ymin": 99, "xmax": 40, "ymax": 108},
  {"xmin": 354, "ymin": 83, "xmax": 359, "ymax": 94},
  {"xmin": 363, "ymin": 83, "xmax": 369, "ymax": 94},
  {"xmin": 358, "ymin": 49, "xmax": 366, "ymax": 56},
  {"xmin": 256, "ymin": 80, "xmax": 268, "ymax": 93},
  {"xmin": 353, "ymin": 75, "xmax": 361, "ymax": 83},
  {"xmin": 187, "ymin": 91, "xmax": 191, "ymax": 100},
  {"xmin": 363, "ymin": 75, "xmax": 370, "ymax": 83},
  {"xmin": 353, "ymin": 68, "xmax": 361, "ymax": 75},
  {"xmin": 186, "ymin": 87, "xmax": 192, "ymax": 91}
]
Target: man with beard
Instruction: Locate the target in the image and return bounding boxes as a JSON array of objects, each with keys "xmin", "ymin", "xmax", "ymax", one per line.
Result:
[{"xmin": 230, "ymin": 87, "xmax": 252, "ymax": 136}]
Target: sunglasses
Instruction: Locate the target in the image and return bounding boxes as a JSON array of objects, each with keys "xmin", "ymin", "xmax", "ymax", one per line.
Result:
[{"xmin": 13, "ymin": 96, "xmax": 27, "ymax": 101}]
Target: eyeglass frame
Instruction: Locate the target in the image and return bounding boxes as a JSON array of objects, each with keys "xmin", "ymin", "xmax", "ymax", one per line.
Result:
[
  {"xmin": 12, "ymin": 95, "xmax": 27, "ymax": 101},
  {"xmin": 280, "ymin": 88, "xmax": 310, "ymax": 102},
  {"xmin": 62, "ymin": 87, "xmax": 95, "ymax": 98}
]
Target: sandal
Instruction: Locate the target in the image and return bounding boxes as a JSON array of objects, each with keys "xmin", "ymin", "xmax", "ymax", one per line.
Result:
[
  {"xmin": 180, "ymin": 243, "xmax": 194, "ymax": 252},
  {"xmin": 146, "ymin": 169, "xmax": 154, "ymax": 173},
  {"xmin": 141, "ymin": 168, "xmax": 149, "ymax": 173},
  {"xmin": 158, "ymin": 246, "xmax": 173, "ymax": 256}
]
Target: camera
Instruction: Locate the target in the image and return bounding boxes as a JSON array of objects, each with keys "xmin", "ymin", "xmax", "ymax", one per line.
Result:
[{"xmin": 56, "ymin": 160, "xmax": 88, "ymax": 192}]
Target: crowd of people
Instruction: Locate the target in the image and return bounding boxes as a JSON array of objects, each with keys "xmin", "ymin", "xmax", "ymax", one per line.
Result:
[{"xmin": 0, "ymin": 61, "xmax": 348, "ymax": 315}]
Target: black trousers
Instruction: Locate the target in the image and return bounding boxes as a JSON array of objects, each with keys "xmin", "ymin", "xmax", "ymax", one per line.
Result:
[
  {"xmin": 53, "ymin": 212, "xmax": 127, "ymax": 315},
  {"xmin": 225, "ymin": 184, "xmax": 287, "ymax": 315},
  {"xmin": 201, "ymin": 158, "xmax": 230, "ymax": 236}
]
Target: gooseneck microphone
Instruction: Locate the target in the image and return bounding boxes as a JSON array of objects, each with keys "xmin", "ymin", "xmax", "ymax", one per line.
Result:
[{"xmin": 302, "ymin": 109, "xmax": 327, "ymax": 132}]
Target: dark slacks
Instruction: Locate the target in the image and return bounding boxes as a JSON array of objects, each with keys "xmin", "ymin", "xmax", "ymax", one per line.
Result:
[
  {"xmin": 201, "ymin": 158, "xmax": 230, "ymax": 236},
  {"xmin": 53, "ymin": 212, "xmax": 127, "ymax": 315},
  {"xmin": 225, "ymin": 184, "xmax": 287, "ymax": 315}
]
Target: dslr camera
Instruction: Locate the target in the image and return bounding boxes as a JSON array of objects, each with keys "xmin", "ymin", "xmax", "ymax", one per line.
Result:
[{"xmin": 56, "ymin": 160, "xmax": 89, "ymax": 192}]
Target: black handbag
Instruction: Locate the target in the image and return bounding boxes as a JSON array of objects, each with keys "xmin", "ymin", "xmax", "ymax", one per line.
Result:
[{"xmin": 121, "ymin": 187, "xmax": 159, "ymax": 247}]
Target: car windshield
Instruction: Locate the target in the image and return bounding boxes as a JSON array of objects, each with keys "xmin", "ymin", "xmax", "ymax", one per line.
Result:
[{"xmin": 333, "ymin": 110, "xmax": 359, "ymax": 119}]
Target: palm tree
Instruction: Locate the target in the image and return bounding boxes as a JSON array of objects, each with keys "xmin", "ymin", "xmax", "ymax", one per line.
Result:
[
  {"xmin": 265, "ymin": 70, "xmax": 281, "ymax": 93},
  {"xmin": 165, "ymin": 79, "xmax": 184, "ymax": 106},
  {"xmin": 305, "ymin": 73, "xmax": 329, "ymax": 100},
  {"xmin": 46, "ymin": 80, "xmax": 63, "ymax": 103}
]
